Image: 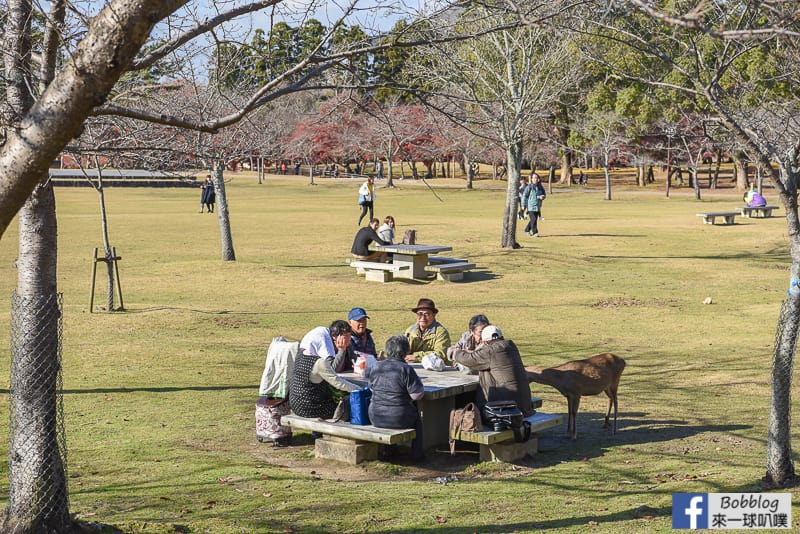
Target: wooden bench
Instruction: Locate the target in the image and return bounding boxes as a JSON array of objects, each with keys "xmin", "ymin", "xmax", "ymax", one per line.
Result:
[
  {"xmin": 424, "ymin": 261, "xmax": 476, "ymax": 281},
  {"xmin": 282, "ymin": 415, "xmax": 415, "ymax": 464},
  {"xmin": 451, "ymin": 411, "xmax": 563, "ymax": 462},
  {"xmin": 696, "ymin": 211, "xmax": 738, "ymax": 225},
  {"xmin": 737, "ymin": 205, "xmax": 779, "ymax": 218},
  {"xmin": 350, "ymin": 261, "xmax": 410, "ymax": 282}
]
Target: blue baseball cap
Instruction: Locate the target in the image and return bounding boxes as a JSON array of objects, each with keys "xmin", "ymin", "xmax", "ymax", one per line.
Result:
[{"xmin": 348, "ymin": 307, "xmax": 369, "ymax": 321}]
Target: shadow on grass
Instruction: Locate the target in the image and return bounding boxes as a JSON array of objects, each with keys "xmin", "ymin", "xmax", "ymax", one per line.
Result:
[
  {"xmin": 546, "ymin": 233, "xmax": 648, "ymax": 238},
  {"xmin": 56, "ymin": 385, "xmax": 254, "ymax": 394}
]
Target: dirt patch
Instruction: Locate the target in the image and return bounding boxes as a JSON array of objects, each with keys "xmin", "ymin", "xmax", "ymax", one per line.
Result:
[
  {"xmin": 592, "ymin": 296, "xmax": 676, "ymax": 309},
  {"xmin": 252, "ymin": 438, "xmax": 536, "ymax": 483}
]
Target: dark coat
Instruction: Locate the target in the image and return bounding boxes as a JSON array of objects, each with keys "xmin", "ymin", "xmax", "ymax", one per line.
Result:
[
  {"xmin": 452, "ymin": 339, "xmax": 533, "ymax": 416},
  {"xmin": 350, "ymin": 227, "xmax": 388, "ymax": 257}
]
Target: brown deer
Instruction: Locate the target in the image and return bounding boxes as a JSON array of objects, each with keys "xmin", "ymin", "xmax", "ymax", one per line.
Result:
[{"xmin": 526, "ymin": 353, "xmax": 626, "ymax": 440}]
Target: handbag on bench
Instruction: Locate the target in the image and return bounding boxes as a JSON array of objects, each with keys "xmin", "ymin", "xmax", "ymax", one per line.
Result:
[{"xmin": 449, "ymin": 402, "xmax": 482, "ymax": 455}]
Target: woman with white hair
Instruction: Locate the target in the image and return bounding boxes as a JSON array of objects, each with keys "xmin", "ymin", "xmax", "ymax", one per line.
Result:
[{"xmin": 451, "ymin": 325, "xmax": 533, "ymax": 416}]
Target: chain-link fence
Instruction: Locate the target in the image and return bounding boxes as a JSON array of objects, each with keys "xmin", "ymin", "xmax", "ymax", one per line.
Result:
[{"xmin": 6, "ymin": 291, "xmax": 69, "ymax": 529}]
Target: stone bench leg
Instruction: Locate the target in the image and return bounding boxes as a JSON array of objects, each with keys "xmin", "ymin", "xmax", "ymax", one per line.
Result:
[
  {"xmin": 364, "ymin": 269, "xmax": 392, "ymax": 282},
  {"xmin": 315, "ymin": 436, "xmax": 379, "ymax": 464},
  {"xmin": 436, "ymin": 271, "xmax": 466, "ymax": 282},
  {"xmin": 703, "ymin": 216, "xmax": 714, "ymax": 224},
  {"xmin": 724, "ymin": 215, "xmax": 735, "ymax": 224},
  {"xmin": 764, "ymin": 209, "xmax": 772, "ymax": 217},
  {"xmin": 479, "ymin": 436, "xmax": 539, "ymax": 462}
]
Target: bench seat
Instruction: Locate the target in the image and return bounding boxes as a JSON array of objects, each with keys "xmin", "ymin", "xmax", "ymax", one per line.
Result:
[
  {"xmin": 451, "ymin": 411, "xmax": 563, "ymax": 462},
  {"xmin": 424, "ymin": 261, "xmax": 476, "ymax": 281},
  {"xmin": 282, "ymin": 414, "xmax": 415, "ymax": 464},
  {"xmin": 427, "ymin": 256, "xmax": 464, "ymax": 265},
  {"xmin": 737, "ymin": 205, "xmax": 779, "ymax": 218},
  {"xmin": 696, "ymin": 211, "xmax": 738, "ymax": 225},
  {"xmin": 350, "ymin": 261, "xmax": 410, "ymax": 282}
]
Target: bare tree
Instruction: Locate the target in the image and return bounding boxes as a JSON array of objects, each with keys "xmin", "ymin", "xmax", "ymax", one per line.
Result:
[
  {"xmin": 1, "ymin": 1, "xmax": 527, "ymax": 529},
  {"xmin": 412, "ymin": 5, "xmax": 579, "ymax": 248},
  {"xmin": 596, "ymin": 0, "xmax": 800, "ymax": 488}
]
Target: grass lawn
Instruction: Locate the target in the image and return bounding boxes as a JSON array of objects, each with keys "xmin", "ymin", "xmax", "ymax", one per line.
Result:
[{"xmin": 0, "ymin": 173, "xmax": 797, "ymax": 533}]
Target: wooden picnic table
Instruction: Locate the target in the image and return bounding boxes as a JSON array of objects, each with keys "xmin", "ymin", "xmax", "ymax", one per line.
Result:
[
  {"xmin": 340, "ymin": 363, "xmax": 478, "ymax": 449},
  {"xmin": 370, "ymin": 243, "xmax": 453, "ymax": 279}
]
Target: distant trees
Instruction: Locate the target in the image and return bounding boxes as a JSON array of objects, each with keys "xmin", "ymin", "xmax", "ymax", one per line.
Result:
[
  {"xmin": 608, "ymin": 0, "xmax": 800, "ymax": 490},
  {"xmin": 410, "ymin": 4, "xmax": 580, "ymax": 248}
]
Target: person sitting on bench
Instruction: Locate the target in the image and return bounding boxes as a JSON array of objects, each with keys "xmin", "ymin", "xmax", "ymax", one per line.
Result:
[
  {"xmin": 351, "ymin": 218, "xmax": 389, "ymax": 263},
  {"xmin": 365, "ymin": 335, "xmax": 425, "ymax": 460},
  {"xmin": 290, "ymin": 321, "xmax": 360, "ymax": 421},
  {"xmin": 451, "ymin": 325, "xmax": 534, "ymax": 416}
]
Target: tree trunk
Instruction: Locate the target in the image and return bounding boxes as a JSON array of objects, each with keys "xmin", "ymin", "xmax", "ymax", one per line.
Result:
[
  {"xmin": 559, "ymin": 151, "xmax": 572, "ymax": 184},
  {"xmin": 766, "ymin": 282, "xmax": 799, "ymax": 487},
  {"xmin": 386, "ymin": 156, "xmax": 395, "ymax": 188},
  {"xmin": 604, "ymin": 164, "xmax": 612, "ymax": 201},
  {"xmin": 465, "ymin": 154, "xmax": 474, "ymax": 190},
  {"xmin": 2, "ymin": 182, "xmax": 71, "ymax": 533},
  {"xmin": 91, "ymin": 159, "xmax": 117, "ymax": 311},
  {"xmin": 693, "ymin": 167, "xmax": 702, "ymax": 200},
  {"xmin": 500, "ymin": 142, "xmax": 523, "ymax": 249},
  {"xmin": 212, "ymin": 163, "xmax": 236, "ymax": 261},
  {"xmin": 733, "ymin": 152, "xmax": 748, "ymax": 190},
  {"xmin": 547, "ymin": 165, "xmax": 555, "ymax": 195}
]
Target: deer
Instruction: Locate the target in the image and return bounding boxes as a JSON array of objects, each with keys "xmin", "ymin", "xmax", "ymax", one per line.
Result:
[{"xmin": 526, "ymin": 353, "xmax": 626, "ymax": 440}]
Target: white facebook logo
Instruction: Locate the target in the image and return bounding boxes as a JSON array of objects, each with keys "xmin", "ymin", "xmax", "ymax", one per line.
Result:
[
  {"xmin": 684, "ymin": 496, "xmax": 704, "ymax": 529},
  {"xmin": 673, "ymin": 493, "xmax": 708, "ymax": 529}
]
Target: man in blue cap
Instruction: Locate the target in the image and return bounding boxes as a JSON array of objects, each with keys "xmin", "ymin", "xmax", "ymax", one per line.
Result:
[{"xmin": 331, "ymin": 307, "xmax": 378, "ymax": 373}]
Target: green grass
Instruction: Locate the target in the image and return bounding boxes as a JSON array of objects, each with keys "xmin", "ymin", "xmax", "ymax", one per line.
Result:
[{"xmin": 0, "ymin": 174, "xmax": 797, "ymax": 532}]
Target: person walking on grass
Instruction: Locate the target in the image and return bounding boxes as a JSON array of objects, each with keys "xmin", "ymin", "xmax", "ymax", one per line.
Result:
[
  {"xmin": 357, "ymin": 175, "xmax": 376, "ymax": 225},
  {"xmin": 523, "ymin": 173, "xmax": 545, "ymax": 237}
]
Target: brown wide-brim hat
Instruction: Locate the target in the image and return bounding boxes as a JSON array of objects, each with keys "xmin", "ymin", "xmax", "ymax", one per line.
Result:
[{"xmin": 411, "ymin": 298, "xmax": 438, "ymax": 314}]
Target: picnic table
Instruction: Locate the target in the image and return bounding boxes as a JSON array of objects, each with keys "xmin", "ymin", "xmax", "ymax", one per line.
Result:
[
  {"xmin": 354, "ymin": 243, "xmax": 476, "ymax": 281},
  {"xmin": 370, "ymin": 243, "xmax": 453, "ymax": 279}
]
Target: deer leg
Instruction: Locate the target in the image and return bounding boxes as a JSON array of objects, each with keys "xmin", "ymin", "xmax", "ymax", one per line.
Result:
[
  {"xmin": 563, "ymin": 395, "xmax": 574, "ymax": 438},
  {"xmin": 603, "ymin": 389, "xmax": 612, "ymax": 429},
  {"xmin": 569, "ymin": 395, "xmax": 581, "ymax": 440},
  {"xmin": 603, "ymin": 387, "xmax": 619, "ymax": 434},
  {"xmin": 611, "ymin": 386, "xmax": 619, "ymax": 434}
]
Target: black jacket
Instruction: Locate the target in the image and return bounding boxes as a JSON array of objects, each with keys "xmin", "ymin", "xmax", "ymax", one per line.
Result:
[{"xmin": 351, "ymin": 227, "xmax": 388, "ymax": 256}]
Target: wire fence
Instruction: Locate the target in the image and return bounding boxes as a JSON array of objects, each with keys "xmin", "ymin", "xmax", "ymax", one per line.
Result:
[{"xmin": 7, "ymin": 291, "xmax": 69, "ymax": 527}]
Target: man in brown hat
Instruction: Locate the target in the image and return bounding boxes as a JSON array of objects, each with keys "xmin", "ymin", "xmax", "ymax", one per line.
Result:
[{"xmin": 404, "ymin": 298, "xmax": 451, "ymax": 363}]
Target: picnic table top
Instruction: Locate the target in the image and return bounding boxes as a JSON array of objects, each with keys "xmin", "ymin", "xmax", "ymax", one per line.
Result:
[
  {"xmin": 340, "ymin": 363, "xmax": 478, "ymax": 401},
  {"xmin": 371, "ymin": 243, "xmax": 453, "ymax": 255}
]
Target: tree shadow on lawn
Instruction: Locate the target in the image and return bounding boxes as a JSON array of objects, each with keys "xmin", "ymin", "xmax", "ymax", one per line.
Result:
[
  {"xmin": 545, "ymin": 233, "xmax": 649, "ymax": 238},
  {"xmin": 56, "ymin": 385, "xmax": 254, "ymax": 394}
]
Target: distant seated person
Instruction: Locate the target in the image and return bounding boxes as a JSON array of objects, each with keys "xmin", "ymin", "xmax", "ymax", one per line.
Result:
[
  {"xmin": 404, "ymin": 298, "xmax": 451, "ymax": 363},
  {"xmin": 451, "ymin": 325, "xmax": 534, "ymax": 416},
  {"xmin": 351, "ymin": 218, "xmax": 389, "ymax": 263},
  {"xmin": 744, "ymin": 185, "xmax": 767, "ymax": 207},
  {"xmin": 335, "ymin": 307, "xmax": 377, "ymax": 373},
  {"xmin": 377, "ymin": 215, "xmax": 396, "ymax": 244},
  {"xmin": 446, "ymin": 314, "xmax": 491, "ymax": 363},
  {"xmin": 289, "ymin": 321, "xmax": 360, "ymax": 419},
  {"xmin": 365, "ymin": 334, "xmax": 425, "ymax": 460}
]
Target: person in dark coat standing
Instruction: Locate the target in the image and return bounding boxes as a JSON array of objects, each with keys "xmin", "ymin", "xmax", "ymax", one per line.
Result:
[
  {"xmin": 365, "ymin": 334, "xmax": 425, "ymax": 459},
  {"xmin": 201, "ymin": 176, "xmax": 215, "ymax": 213},
  {"xmin": 452, "ymin": 325, "xmax": 533, "ymax": 416}
]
